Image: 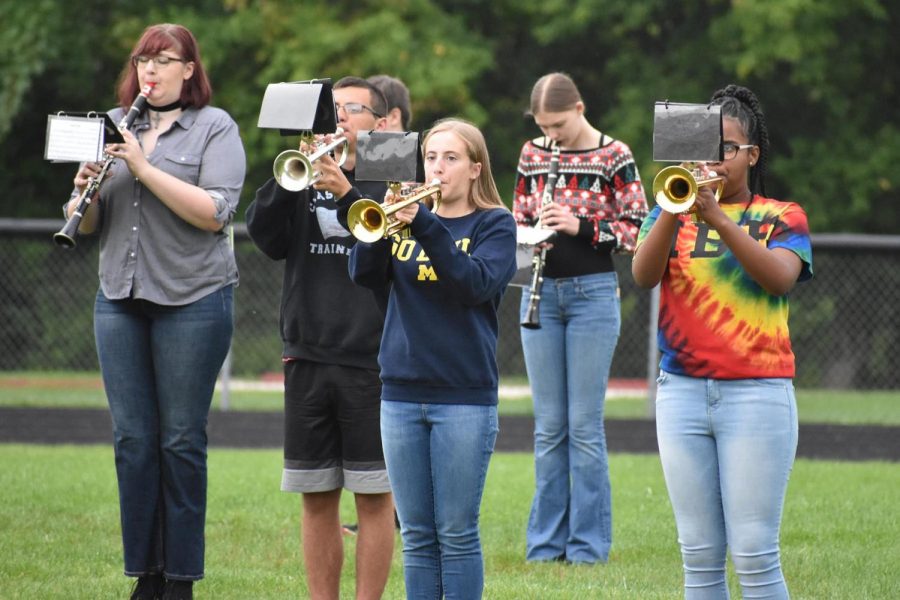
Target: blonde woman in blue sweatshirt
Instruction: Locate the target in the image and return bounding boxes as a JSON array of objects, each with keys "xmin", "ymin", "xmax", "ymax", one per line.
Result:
[{"xmin": 350, "ymin": 118, "xmax": 517, "ymax": 599}]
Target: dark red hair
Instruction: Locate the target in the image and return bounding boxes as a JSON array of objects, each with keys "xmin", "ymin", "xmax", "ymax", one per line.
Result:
[{"xmin": 116, "ymin": 23, "xmax": 212, "ymax": 110}]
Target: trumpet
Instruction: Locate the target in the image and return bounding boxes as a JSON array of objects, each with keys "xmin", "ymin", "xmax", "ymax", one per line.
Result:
[
  {"xmin": 54, "ymin": 83, "xmax": 156, "ymax": 248},
  {"xmin": 273, "ymin": 130, "xmax": 348, "ymax": 191},
  {"xmin": 347, "ymin": 179, "xmax": 442, "ymax": 243},
  {"xmin": 652, "ymin": 165, "xmax": 724, "ymax": 223}
]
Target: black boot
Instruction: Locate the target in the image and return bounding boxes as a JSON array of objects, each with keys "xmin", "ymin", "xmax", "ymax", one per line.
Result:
[
  {"xmin": 161, "ymin": 580, "xmax": 193, "ymax": 600},
  {"xmin": 129, "ymin": 574, "xmax": 165, "ymax": 600}
]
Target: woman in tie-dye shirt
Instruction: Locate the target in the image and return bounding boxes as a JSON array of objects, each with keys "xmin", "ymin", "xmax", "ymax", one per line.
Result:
[{"xmin": 633, "ymin": 85, "xmax": 812, "ymax": 600}]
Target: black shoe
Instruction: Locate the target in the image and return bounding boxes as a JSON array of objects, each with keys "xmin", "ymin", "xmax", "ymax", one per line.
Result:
[
  {"xmin": 161, "ymin": 580, "xmax": 193, "ymax": 600},
  {"xmin": 130, "ymin": 574, "xmax": 165, "ymax": 600},
  {"xmin": 341, "ymin": 523, "xmax": 359, "ymax": 536}
]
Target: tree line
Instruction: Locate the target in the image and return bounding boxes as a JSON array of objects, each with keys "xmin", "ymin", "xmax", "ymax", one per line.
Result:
[{"xmin": 2, "ymin": 0, "xmax": 898, "ymax": 233}]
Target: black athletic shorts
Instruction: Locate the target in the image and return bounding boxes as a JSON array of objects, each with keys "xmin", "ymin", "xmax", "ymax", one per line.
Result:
[{"xmin": 281, "ymin": 359, "xmax": 390, "ymax": 493}]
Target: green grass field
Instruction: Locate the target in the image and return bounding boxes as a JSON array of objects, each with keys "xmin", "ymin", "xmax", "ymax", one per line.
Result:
[
  {"xmin": 1, "ymin": 371, "xmax": 899, "ymax": 425},
  {"xmin": 0, "ymin": 446, "xmax": 897, "ymax": 599},
  {"xmin": 2, "ymin": 372, "xmax": 898, "ymax": 597}
]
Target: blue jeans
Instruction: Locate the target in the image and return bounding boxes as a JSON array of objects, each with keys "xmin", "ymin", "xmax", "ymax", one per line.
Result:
[
  {"xmin": 94, "ymin": 286, "xmax": 233, "ymax": 581},
  {"xmin": 655, "ymin": 371, "xmax": 798, "ymax": 599},
  {"xmin": 381, "ymin": 400, "xmax": 498, "ymax": 600},
  {"xmin": 520, "ymin": 272, "xmax": 620, "ymax": 564}
]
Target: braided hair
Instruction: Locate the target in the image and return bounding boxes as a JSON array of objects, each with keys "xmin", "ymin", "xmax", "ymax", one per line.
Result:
[{"xmin": 710, "ymin": 85, "xmax": 770, "ymax": 197}]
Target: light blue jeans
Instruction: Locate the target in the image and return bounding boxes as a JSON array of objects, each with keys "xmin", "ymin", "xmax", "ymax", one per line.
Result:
[
  {"xmin": 94, "ymin": 286, "xmax": 233, "ymax": 581},
  {"xmin": 655, "ymin": 370, "xmax": 798, "ymax": 600},
  {"xmin": 381, "ymin": 400, "xmax": 498, "ymax": 600},
  {"xmin": 520, "ymin": 272, "xmax": 621, "ymax": 564}
]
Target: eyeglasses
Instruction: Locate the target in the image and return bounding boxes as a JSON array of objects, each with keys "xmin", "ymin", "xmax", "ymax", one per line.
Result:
[
  {"xmin": 131, "ymin": 55, "xmax": 186, "ymax": 68},
  {"xmin": 723, "ymin": 143, "xmax": 756, "ymax": 160},
  {"xmin": 335, "ymin": 102, "xmax": 383, "ymax": 118}
]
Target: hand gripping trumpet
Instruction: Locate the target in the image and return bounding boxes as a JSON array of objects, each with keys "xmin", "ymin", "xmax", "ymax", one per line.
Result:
[
  {"xmin": 54, "ymin": 83, "xmax": 155, "ymax": 248},
  {"xmin": 651, "ymin": 164, "xmax": 724, "ymax": 223},
  {"xmin": 273, "ymin": 129, "xmax": 349, "ymax": 191},
  {"xmin": 347, "ymin": 179, "xmax": 442, "ymax": 243}
]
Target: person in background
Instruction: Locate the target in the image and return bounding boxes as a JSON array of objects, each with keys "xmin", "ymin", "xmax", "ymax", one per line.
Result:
[
  {"xmin": 632, "ymin": 84, "xmax": 812, "ymax": 599},
  {"xmin": 367, "ymin": 74, "xmax": 412, "ymax": 131},
  {"xmin": 65, "ymin": 23, "xmax": 246, "ymax": 600},
  {"xmin": 513, "ymin": 72, "xmax": 648, "ymax": 564},
  {"xmin": 245, "ymin": 76, "xmax": 395, "ymax": 600},
  {"xmin": 349, "ymin": 118, "xmax": 517, "ymax": 599},
  {"xmin": 338, "ymin": 73, "xmax": 414, "ymax": 539}
]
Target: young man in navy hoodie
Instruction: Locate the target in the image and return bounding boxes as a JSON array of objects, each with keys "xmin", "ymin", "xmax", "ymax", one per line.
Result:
[{"xmin": 246, "ymin": 76, "xmax": 394, "ymax": 600}]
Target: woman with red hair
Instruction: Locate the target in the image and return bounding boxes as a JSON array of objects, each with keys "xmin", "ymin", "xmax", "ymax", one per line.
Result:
[{"xmin": 64, "ymin": 23, "xmax": 245, "ymax": 600}]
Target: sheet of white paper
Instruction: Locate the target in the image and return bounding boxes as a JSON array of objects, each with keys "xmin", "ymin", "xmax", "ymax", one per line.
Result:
[
  {"xmin": 516, "ymin": 226, "xmax": 555, "ymax": 247},
  {"xmin": 45, "ymin": 115, "xmax": 104, "ymax": 163}
]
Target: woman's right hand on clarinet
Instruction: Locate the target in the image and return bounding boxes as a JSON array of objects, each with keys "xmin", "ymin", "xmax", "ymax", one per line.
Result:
[{"xmin": 540, "ymin": 202, "xmax": 579, "ymax": 236}]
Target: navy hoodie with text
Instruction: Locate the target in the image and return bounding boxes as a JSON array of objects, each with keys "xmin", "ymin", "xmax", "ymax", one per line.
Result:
[{"xmin": 349, "ymin": 206, "xmax": 517, "ymax": 405}]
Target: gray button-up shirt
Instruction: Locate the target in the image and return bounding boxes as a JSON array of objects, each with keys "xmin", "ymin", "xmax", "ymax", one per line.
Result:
[{"xmin": 73, "ymin": 105, "xmax": 246, "ymax": 306}]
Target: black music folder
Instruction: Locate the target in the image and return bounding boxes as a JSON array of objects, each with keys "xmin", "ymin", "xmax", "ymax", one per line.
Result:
[
  {"xmin": 257, "ymin": 79, "xmax": 337, "ymax": 136},
  {"xmin": 653, "ymin": 102, "xmax": 723, "ymax": 162},
  {"xmin": 355, "ymin": 130, "xmax": 424, "ymax": 183}
]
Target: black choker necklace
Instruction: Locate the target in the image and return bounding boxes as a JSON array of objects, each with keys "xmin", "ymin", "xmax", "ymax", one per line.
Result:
[{"xmin": 148, "ymin": 100, "xmax": 182, "ymax": 112}]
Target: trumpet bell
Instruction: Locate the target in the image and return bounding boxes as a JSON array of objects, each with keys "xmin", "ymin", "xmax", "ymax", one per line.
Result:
[
  {"xmin": 653, "ymin": 165, "xmax": 697, "ymax": 214},
  {"xmin": 347, "ymin": 199, "xmax": 389, "ymax": 243},
  {"xmin": 347, "ymin": 179, "xmax": 442, "ymax": 242},
  {"xmin": 272, "ymin": 134, "xmax": 349, "ymax": 191},
  {"xmin": 273, "ymin": 150, "xmax": 313, "ymax": 191},
  {"xmin": 652, "ymin": 165, "xmax": 724, "ymax": 217}
]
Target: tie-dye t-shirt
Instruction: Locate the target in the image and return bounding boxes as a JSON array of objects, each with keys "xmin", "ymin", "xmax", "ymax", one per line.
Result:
[{"xmin": 636, "ymin": 197, "xmax": 813, "ymax": 379}]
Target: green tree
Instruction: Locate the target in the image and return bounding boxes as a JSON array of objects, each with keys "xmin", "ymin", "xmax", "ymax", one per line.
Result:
[
  {"xmin": 0, "ymin": 0, "xmax": 496, "ymax": 219},
  {"xmin": 708, "ymin": 0, "xmax": 900, "ymax": 233},
  {"xmin": 1, "ymin": 0, "xmax": 897, "ymax": 232},
  {"xmin": 445, "ymin": 0, "xmax": 899, "ymax": 232}
]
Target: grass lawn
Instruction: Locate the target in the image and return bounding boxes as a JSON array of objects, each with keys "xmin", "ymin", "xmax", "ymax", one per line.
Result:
[
  {"xmin": 1, "ymin": 371, "xmax": 899, "ymax": 425},
  {"xmin": 0, "ymin": 446, "xmax": 897, "ymax": 599}
]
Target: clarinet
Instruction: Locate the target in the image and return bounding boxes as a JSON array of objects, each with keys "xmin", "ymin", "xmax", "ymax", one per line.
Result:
[
  {"xmin": 521, "ymin": 143, "xmax": 561, "ymax": 329},
  {"xmin": 54, "ymin": 83, "xmax": 156, "ymax": 248}
]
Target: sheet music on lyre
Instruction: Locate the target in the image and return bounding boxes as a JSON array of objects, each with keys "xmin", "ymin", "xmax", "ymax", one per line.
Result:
[{"xmin": 44, "ymin": 115, "xmax": 106, "ymax": 163}]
